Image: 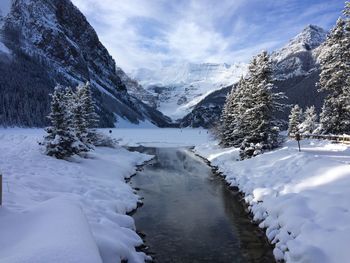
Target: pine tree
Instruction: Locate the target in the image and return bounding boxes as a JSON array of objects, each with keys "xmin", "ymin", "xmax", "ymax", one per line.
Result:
[
  {"xmin": 318, "ymin": 4, "xmax": 350, "ymax": 134},
  {"xmin": 78, "ymin": 82, "xmax": 99, "ymax": 145},
  {"xmin": 219, "ymin": 77, "xmax": 248, "ymax": 147},
  {"xmin": 239, "ymin": 51, "xmax": 285, "ymax": 159},
  {"xmin": 219, "ymin": 51, "xmax": 285, "ymax": 159},
  {"xmin": 219, "ymin": 86, "xmax": 235, "ymax": 146},
  {"xmin": 299, "ymin": 106, "xmax": 318, "ymax": 135},
  {"xmin": 43, "ymin": 87, "xmax": 81, "ymax": 159},
  {"xmin": 63, "ymin": 87, "xmax": 75, "ymax": 128},
  {"xmin": 288, "ymin": 104, "xmax": 303, "ymax": 136}
]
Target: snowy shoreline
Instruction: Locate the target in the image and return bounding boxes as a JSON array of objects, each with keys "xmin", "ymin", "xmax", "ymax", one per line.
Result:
[
  {"xmin": 0, "ymin": 129, "xmax": 154, "ymax": 263},
  {"xmin": 194, "ymin": 139, "xmax": 350, "ymax": 263}
]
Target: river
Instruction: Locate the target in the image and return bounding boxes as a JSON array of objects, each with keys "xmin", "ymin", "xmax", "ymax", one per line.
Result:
[{"xmin": 129, "ymin": 147, "xmax": 275, "ymax": 263}]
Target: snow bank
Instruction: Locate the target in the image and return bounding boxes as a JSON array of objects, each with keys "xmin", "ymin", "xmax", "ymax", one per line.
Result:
[
  {"xmin": 0, "ymin": 128, "xmax": 153, "ymax": 263},
  {"xmin": 105, "ymin": 128, "xmax": 211, "ymax": 147},
  {"xmin": 0, "ymin": 41, "xmax": 10, "ymax": 54},
  {"xmin": 0, "ymin": 198, "xmax": 102, "ymax": 263},
  {"xmin": 195, "ymin": 139, "xmax": 350, "ymax": 263}
]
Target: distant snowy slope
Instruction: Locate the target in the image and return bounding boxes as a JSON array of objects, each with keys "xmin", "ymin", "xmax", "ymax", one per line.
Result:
[
  {"xmin": 181, "ymin": 25, "xmax": 328, "ymax": 128},
  {"xmin": 271, "ymin": 25, "xmax": 327, "ymax": 79},
  {"xmin": 116, "ymin": 67, "xmax": 157, "ymax": 108},
  {"xmin": 132, "ymin": 63, "xmax": 247, "ymax": 120},
  {"xmin": 133, "ymin": 63, "xmax": 246, "ymax": 87}
]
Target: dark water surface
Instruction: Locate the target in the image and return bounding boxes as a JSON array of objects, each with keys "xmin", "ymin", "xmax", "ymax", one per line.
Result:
[{"xmin": 129, "ymin": 147, "xmax": 275, "ymax": 263}]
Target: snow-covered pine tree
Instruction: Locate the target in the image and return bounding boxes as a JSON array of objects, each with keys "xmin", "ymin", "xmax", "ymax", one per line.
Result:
[
  {"xmin": 72, "ymin": 88, "xmax": 90, "ymax": 152},
  {"xmin": 318, "ymin": 5, "xmax": 350, "ymax": 134},
  {"xmin": 219, "ymin": 77, "xmax": 248, "ymax": 147},
  {"xmin": 63, "ymin": 87, "xmax": 75, "ymax": 127},
  {"xmin": 78, "ymin": 82, "xmax": 99, "ymax": 145},
  {"xmin": 239, "ymin": 51, "xmax": 285, "ymax": 159},
  {"xmin": 288, "ymin": 104, "xmax": 303, "ymax": 136},
  {"xmin": 299, "ymin": 106, "xmax": 318, "ymax": 135},
  {"xmin": 219, "ymin": 86, "xmax": 235, "ymax": 146},
  {"xmin": 43, "ymin": 87, "xmax": 81, "ymax": 159}
]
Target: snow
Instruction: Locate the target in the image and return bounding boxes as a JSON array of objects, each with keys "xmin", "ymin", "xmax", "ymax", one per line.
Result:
[
  {"xmin": 195, "ymin": 138, "xmax": 350, "ymax": 263},
  {"xmin": 0, "ymin": 199, "xmax": 102, "ymax": 263},
  {"xmin": 0, "ymin": 128, "xmax": 153, "ymax": 263},
  {"xmin": 0, "ymin": 0, "xmax": 12, "ymax": 20},
  {"xmin": 115, "ymin": 117, "xmax": 157, "ymax": 129},
  {"xmin": 3, "ymin": 127, "xmax": 349, "ymax": 263},
  {"xmin": 103, "ymin": 128, "xmax": 211, "ymax": 147},
  {"xmin": 271, "ymin": 25, "xmax": 327, "ymax": 63},
  {"xmin": 0, "ymin": 41, "xmax": 10, "ymax": 54},
  {"xmin": 131, "ymin": 63, "xmax": 247, "ymax": 120}
]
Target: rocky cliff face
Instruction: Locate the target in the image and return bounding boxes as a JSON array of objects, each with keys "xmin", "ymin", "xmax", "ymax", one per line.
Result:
[
  {"xmin": 180, "ymin": 25, "xmax": 328, "ymax": 128},
  {"xmin": 0, "ymin": 0, "xmax": 171, "ymax": 127}
]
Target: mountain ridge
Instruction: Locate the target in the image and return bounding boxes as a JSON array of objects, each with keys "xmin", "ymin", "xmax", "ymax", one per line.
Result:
[
  {"xmin": 0, "ymin": 0, "xmax": 171, "ymax": 127},
  {"xmin": 179, "ymin": 24, "xmax": 328, "ymax": 128}
]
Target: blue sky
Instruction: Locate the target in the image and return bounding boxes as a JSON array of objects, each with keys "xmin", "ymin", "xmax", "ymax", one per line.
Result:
[{"xmin": 72, "ymin": 0, "xmax": 344, "ymax": 72}]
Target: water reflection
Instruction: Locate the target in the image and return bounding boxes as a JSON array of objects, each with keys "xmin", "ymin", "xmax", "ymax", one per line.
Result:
[{"xmin": 129, "ymin": 147, "xmax": 275, "ymax": 263}]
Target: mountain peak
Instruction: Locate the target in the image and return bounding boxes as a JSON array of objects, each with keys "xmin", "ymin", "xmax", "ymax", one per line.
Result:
[
  {"xmin": 291, "ymin": 24, "xmax": 328, "ymax": 50},
  {"xmin": 272, "ymin": 24, "xmax": 327, "ymax": 63}
]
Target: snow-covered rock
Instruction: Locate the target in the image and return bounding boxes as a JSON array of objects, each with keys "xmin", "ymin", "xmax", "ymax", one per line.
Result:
[{"xmin": 131, "ymin": 62, "xmax": 247, "ymax": 120}]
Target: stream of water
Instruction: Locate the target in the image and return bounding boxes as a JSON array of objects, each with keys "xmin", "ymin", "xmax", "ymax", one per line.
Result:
[{"xmin": 129, "ymin": 147, "xmax": 275, "ymax": 263}]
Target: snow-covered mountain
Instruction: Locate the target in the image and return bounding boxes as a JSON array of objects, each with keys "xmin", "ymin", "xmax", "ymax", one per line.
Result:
[
  {"xmin": 180, "ymin": 25, "xmax": 328, "ymax": 128},
  {"xmin": 271, "ymin": 24, "xmax": 327, "ymax": 80},
  {"xmin": 131, "ymin": 62, "xmax": 247, "ymax": 121},
  {"xmin": 116, "ymin": 67, "xmax": 157, "ymax": 108},
  {"xmin": 0, "ymin": 0, "xmax": 170, "ymax": 127}
]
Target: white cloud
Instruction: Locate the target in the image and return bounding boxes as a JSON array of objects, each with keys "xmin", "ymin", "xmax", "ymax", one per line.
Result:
[
  {"xmin": 71, "ymin": 0, "xmax": 342, "ymax": 72},
  {"xmin": 71, "ymin": 0, "xmax": 247, "ymax": 71}
]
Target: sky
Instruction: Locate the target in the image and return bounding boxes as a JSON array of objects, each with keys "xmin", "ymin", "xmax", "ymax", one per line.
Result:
[{"xmin": 71, "ymin": 0, "xmax": 344, "ymax": 72}]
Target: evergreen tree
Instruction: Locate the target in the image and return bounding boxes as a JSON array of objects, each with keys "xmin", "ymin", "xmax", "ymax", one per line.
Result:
[
  {"xmin": 43, "ymin": 87, "xmax": 80, "ymax": 159},
  {"xmin": 288, "ymin": 104, "xmax": 303, "ymax": 136},
  {"xmin": 299, "ymin": 106, "xmax": 318, "ymax": 135},
  {"xmin": 239, "ymin": 51, "xmax": 285, "ymax": 159},
  {"xmin": 78, "ymin": 82, "xmax": 99, "ymax": 145},
  {"xmin": 219, "ymin": 86, "xmax": 235, "ymax": 146},
  {"xmin": 219, "ymin": 51, "xmax": 285, "ymax": 159},
  {"xmin": 63, "ymin": 87, "xmax": 75, "ymax": 127},
  {"xmin": 319, "ymin": 4, "xmax": 350, "ymax": 134},
  {"xmin": 219, "ymin": 77, "xmax": 248, "ymax": 147}
]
